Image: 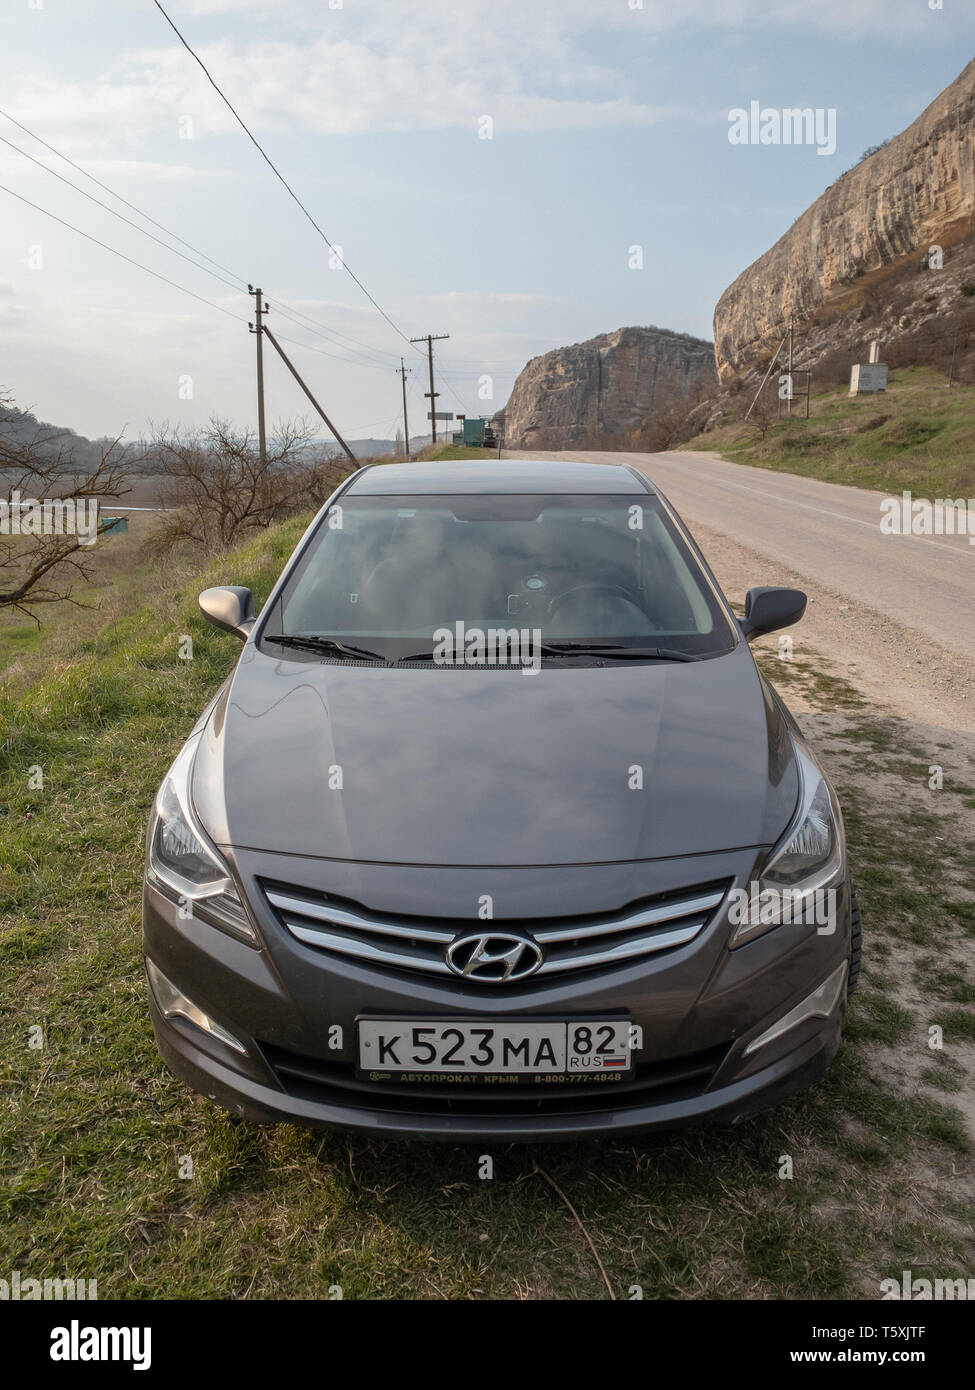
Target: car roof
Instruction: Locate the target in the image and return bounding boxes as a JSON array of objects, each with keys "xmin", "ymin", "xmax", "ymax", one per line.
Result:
[{"xmin": 345, "ymin": 458, "xmax": 655, "ymax": 496}]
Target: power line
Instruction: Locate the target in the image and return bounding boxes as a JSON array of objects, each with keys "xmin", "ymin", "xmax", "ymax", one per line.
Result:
[
  {"xmin": 0, "ymin": 103, "xmax": 247, "ymax": 288},
  {"xmin": 261, "ymin": 292, "xmax": 404, "ymax": 362},
  {"xmin": 150, "ymin": 0, "xmax": 474, "ymax": 415},
  {"xmin": 0, "ymin": 181, "xmax": 390, "ymax": 380},
  {"xmin": 151, "ymin": 0, "xmax": 418, "ymax": 354},
  {"xmin": 271, "ymin": 327, "xmax": 393, "ymax": 373},
  {"xmin": 0, "ymin": 105, "xmax": 412, "ymax": 372},
  {"xmin": 0, "ymin": 181, "xmax": 245, "ymax": 322},
  {"xmin": 343, "ymin": 411, "xmax": 403, "ymax": 439},
  {"xmin": 1, "ymin": 184, "xmax": 429, "ymax": 456},
  {"xmin": 3, "ymin": 15, "xmax": 475, "ymax": 416},
  {"xmin": 0, "ymin": 130, "xmax": 246, "ymax": 295},
  {"xmin": 433, "ymin": 364, "xmax": 477, "ymax": 416},
  {"xmin": 262, "ymin": 323, "xmax": 356, "ymax": 461},
  {"xmin": 266, "ymin": 300, "xmax": 403, "ymax": 368}
]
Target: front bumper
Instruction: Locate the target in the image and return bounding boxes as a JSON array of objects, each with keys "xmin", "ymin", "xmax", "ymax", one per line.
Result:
[
  {"xmin": 148, "ymin": 991, "xmax": 843, "ymax": 1142},
  {"xmin": 143, "ymin": 847, "xmax": 851, "ymax": 1142}
]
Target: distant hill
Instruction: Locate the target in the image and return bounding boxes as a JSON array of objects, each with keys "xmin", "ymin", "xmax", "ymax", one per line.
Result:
[
  {"xmin": 497, "ymin": 325, "xmax": 717, "ymax": 450},
  {"xmin": 0, "ymin": 403, "xmax": 122, "ymax": 472},
  {"xmin": 340, "ymin": 435, "xmax": 433, "ymax": 458},
  {"xmin": 0, "ymin": 404, "xmax": 434, "ymax": 474},
  {"xmin": 120, "ymin": 434, "xmax": 436, "ymax": 463}
]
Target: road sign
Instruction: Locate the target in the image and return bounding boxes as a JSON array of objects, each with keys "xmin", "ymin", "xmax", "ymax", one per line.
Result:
[{"xmin": 428, "ymin": 412, "xmax": 454, "ymax": 421}]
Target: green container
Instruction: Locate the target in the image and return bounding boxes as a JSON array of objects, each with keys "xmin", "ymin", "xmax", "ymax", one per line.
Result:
[{"xmin": 463, "ymin": 418, "xmax": 486, "ymax": 447}]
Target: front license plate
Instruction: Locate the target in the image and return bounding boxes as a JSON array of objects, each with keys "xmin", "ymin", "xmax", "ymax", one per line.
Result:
[{"xmin": 356, "ymin": 1018, "xmax": 633, "ymax": 1083}]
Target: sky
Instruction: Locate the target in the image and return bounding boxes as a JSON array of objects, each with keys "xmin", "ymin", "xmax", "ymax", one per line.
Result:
[{"xmin": 0, "ymin": 0, "xmax": 970, "ymax": 445}]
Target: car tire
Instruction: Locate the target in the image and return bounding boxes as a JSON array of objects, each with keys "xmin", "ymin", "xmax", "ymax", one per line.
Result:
[{"xmin": 847, "ymin": 887, "xmax": 862, "ymax": 997}]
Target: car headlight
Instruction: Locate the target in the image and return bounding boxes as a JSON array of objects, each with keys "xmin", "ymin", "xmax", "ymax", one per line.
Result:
[
  {"xmin": 147, "ymin": 737, "xmax": 258, "ymax": 946},
  {"xmin": 731, "ymin": 744, "xmax": 844, "ymax": 947}
]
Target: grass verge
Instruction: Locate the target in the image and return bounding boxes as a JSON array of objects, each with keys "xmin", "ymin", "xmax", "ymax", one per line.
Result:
[
  {"xmin": 1, "ymin": 532, "xmax": 972, "ymax": 1298},
  {"xmin": 686, "ymin": 366, "xmax": 975, "ymax": 495}
]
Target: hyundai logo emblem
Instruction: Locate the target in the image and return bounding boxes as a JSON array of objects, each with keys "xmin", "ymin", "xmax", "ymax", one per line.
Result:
[{"xmin": 445, "ymin": 933, "xmax": 543, "ymax": 983}]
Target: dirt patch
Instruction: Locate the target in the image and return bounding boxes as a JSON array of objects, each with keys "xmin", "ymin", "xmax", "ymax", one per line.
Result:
[{"xmin": 743, "ymin": 651, "xmax": 975, "ymax": 1159}]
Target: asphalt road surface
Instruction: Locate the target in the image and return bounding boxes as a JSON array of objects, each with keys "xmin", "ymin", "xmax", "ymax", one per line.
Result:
[{"xmin": 509, "ymin": 449, "xmax": 975, "ymax": 731}]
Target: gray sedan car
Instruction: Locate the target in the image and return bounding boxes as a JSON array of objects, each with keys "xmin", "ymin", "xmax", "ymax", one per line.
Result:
[{"xmin": 143, "ymin": 459, "xmax": 860, "ymax": 1140}]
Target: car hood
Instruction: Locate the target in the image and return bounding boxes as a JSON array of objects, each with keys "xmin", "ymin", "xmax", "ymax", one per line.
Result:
[{"xmin": 191, "ymin": 642, "xmax": 799, "ymax": 867}]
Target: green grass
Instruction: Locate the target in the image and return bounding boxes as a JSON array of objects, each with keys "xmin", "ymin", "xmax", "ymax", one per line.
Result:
[
  {"xmin": 753, "ymin": 654, "xmax": 867, "ymax": 713},
  {"xmin": 428, "ymin": 445, "xmax": 498, "ymax": 460},
  {"xmin": 689, "ymin": 366, "xmax": 975, "ymax": 494},
  {"xmin": 935, "ymin": 1008, "xmax": 975, "ymax": 1043},
  {"xmin": 1, "ymin": 526, "xmax": 972, "ymax": 1299},
  {"xmin": 920, "ymin": 1054, "xmax": 966, "ymax": 1095}
]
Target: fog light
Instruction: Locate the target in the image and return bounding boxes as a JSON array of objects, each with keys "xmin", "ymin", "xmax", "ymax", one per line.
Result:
[
  {"xmin": 743, "ymin": 960, "xmax": 848, "ymax": 1057},
  {"xmin": 145, "ymin": 957, "xmax": 247, "ymax": 1054}
]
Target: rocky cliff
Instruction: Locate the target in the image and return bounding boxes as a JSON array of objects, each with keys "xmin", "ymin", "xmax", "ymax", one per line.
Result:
[
  {"xmin": 498, "ymin": 325, "xmax": 717, "ymax": 450},
  {"xmin": 713, "ymin": 59, "xmax": 975, "ymax": 383}
]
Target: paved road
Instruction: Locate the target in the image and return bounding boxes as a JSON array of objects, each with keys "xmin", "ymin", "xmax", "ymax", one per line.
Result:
[{"xmin": 511, "ymin": 449, "xmax": 975, "ymax": 664}]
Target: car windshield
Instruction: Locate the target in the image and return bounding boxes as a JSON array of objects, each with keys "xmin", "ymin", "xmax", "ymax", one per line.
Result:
[{"xmin": 260, "ymin": 492, "xmax": 737, "ymax": 662}]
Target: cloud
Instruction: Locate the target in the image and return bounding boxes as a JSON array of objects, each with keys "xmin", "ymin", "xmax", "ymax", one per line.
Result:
[
  {"xmin": 3, "ymin": 0, "xmax": 942, "ymax": 154},
  {"xmin": 186, "ymin": 0, "xmax": 281, "ymax": 11},
  {"xmin": 184, "ymin": 0, "xmax": 941, "ymax": 35},
  {"xmin": 77, "ymin": 159, "xmax": 204, "ymax": 181}
]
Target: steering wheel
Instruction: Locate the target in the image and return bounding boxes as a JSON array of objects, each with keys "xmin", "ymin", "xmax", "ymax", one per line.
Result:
[{"xmin": 547, "ymin": 582, "xmax": 646, "ymax": 617}]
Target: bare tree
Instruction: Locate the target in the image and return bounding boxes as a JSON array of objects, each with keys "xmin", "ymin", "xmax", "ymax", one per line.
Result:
[
  {"xmin": 0, "ymin": 393, "xmax": 136, "ymax": 619},
  {"xmin": 741, "ymin": 386, "xmax": 778, "ymax": 441},
  {"xmin": 148, "ymin": 417, "xmax": 350, "ymax": 552},
  {"xmin": 631, "ymin": 380, "xmax": 714, "ymax": 452}
]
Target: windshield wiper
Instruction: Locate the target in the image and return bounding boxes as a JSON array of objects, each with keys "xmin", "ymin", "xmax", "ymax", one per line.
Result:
[
  {"xmin": 264, "ymin": 635, "xmax": 702, "ymax": 665},
  {"xmin": 393, "ymin": 643, "xmax": 703, "ymax": 664},
  {"xmin": 264, "ymin": 634, "xmax": 389, "ymax": 663},
  {"xmin": 536, "ymin": 643, "xmax": 701, "ymax": 662}
]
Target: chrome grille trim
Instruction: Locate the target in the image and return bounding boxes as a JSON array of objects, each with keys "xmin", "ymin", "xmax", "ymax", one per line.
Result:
[
  {"xmin": 263, "ymin": 880, "xmax": 730, "ymax": 981},
  {"xmin": 535, "ymin": 920, "xmax": 710, "ymax": 973},
  {"xmin": 265, "ymin": 889, "xmax": 454, "ymax": 944},
  {"xmin": 282, "ymin": 922, "xmax": 453, "ymax": 974},
  {"xmin": 532, "ymin": 890, "xmax": 725, "ymax": 943}
]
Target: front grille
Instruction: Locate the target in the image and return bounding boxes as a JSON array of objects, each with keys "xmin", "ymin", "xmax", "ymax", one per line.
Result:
[
  {"xmin": 261, "ymin": 879, "xmax": 730, "ymax": 983},
  {"xmin": 259, "ymin": 1040, "xmax": 730, "ymax": 1117}
]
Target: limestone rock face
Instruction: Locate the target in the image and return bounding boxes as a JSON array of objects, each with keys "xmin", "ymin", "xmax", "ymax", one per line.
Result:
[
  {"xmin": 713, "ymin": 59, "xmax": 975, "ymax": 382},
  {"xmin": 498, "ymin": 326, "xmax": 717, "ymax": 449}
]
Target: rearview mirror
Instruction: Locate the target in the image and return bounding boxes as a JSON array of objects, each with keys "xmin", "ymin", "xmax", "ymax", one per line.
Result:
[
  {"xmin": 199, "ymin": 586, "xmax": 255, "ymax": 640},
  {"xmin": 739, "ymin": 586, "xmax": 807, "ymax": 641}
]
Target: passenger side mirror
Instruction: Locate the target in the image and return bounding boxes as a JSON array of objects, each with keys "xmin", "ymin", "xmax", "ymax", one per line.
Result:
[
  {"xmin": 739, "ymin": 586, "xmax": 807, "ymax": 641},
  {"xmin": 199, "ymin": 586, "xmax": 255, "ymax": 640}
]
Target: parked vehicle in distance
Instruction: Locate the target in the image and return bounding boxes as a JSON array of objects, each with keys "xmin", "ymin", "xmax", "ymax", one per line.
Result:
[{"xmin": 143, "ymin": 458, "xmax": 859, "ymax": 1140}]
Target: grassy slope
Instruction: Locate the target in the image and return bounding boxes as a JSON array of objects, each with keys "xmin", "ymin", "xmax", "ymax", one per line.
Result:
[
  {"xmin": 427, "ymin": 445, "xmax": 498, "ymax": 460},
  {"xmin": 1, "ymin": 523, "xmax": 972, "ymax": 1299},
  {"xmin": 684, "ymin": 366, "xmax": 975, "ymax": 495}
]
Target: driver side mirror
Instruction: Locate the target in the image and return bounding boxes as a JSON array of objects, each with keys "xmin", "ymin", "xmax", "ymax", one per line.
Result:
[
  {"xmin": 199, "ymin": 586, "xmax": 255, "ymax": 640},
  {"xmin": 739, "ymin": 586, "xmax": 807, "ymax": 641}
]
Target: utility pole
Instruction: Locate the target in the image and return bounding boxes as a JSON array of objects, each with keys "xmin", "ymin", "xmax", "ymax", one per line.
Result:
[
  {"xmin": 410, "ymin": 333, "xmax": 449, "ymax": 444},
  {"xmin": 398, "ymin": 358, "xmax": 411, "ymax": 459},
  {"xmin": 744, "ymin": 331, "xmax": 786, "ymax": 421},
  {"xmin": 261, "ymin": 326, "xmax": 356, "ymax": 463},
  {"xmin": 248, "ymin": 285, "xmax": 268, "ymax": 463},
  {"xmin": 787, "ymin": 315, "xmax": 795, "ymax": 416}
]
